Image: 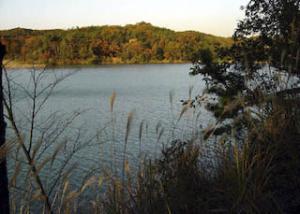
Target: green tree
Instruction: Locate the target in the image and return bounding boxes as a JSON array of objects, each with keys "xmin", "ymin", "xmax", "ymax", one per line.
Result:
[
  {"xmin": 191, "ymin": 1, "xmax": 300, "ymax": 211},
  {"xmin": 0, "ymin": 23, "xmax": 233, "ymax": 65},
  {"xmin": 152, "ymin": 44, "xmax": 164, "ymax": 61},
  {"xmin": 192, "ymin": 0, "xmax": 300, "ymax": 122}
]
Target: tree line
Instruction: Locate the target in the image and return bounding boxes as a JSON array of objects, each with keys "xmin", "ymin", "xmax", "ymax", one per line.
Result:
[{"xmin": 0, "ymin": 22, "xmax": 232, "ymax": 66}]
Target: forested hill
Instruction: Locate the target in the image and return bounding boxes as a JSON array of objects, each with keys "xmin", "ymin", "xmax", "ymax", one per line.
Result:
[{"xmin": 0, "ymin": 22, "xmax": 232, "ymax": 66}]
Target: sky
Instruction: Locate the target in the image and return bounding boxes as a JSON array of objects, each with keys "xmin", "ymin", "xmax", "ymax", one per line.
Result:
[{"xmin": 0, "ymin": 0, "xmax": 249, "ymax": 37}]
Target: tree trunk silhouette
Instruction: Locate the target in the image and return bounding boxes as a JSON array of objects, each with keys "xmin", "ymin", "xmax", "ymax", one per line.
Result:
[{"xmin": 0, "ymin": 42, "xmax": 9, "ymax": 214}]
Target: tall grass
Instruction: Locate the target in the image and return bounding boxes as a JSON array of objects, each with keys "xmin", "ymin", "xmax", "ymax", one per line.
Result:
[
  {"xmin": 104, "ymin": 96, "xmax": 299, "ymax": 213},
  {"xmin": 2, "ymin": 64, "xmax": 300, "ymax": 213}
]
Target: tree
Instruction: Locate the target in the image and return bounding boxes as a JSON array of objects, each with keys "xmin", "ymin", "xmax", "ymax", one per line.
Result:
[
  {"xmin": 234, "ymin": 0, "xmax": 300, "ymax": 73},
  {"xmin": 91, "ymin": 40, "xmax": 116, "ymax": 64},
  {"xmin": 192, "ymin": 0, "xmax": 300, "ymax": 131},
  {"xmin": 0, "ymin": 42, "xmax": 9, "ymax": 214},
  {"xmin": 156, "ymin": 47, "xmax": 164, "ymax": 61},
  {"xmin": 0, "ymin": 23, "xmax": 233, "ymax": 65},
  {"xmin": 190, "ymin": 1, "xmax": 300, "ymax": 211}
]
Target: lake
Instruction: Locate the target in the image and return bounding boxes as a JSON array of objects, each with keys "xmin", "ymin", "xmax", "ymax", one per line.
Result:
[{"xmin": 6, "ymin": 64, "xmax": 214, "ymax": 190}]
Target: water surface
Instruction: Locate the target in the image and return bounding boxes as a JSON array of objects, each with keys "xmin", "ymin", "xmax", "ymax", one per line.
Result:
[{"xmin": 7, "ymin": 64, "xmax": 213, "ymax": 186}]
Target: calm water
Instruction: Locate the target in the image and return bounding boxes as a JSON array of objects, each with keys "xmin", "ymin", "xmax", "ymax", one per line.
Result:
[{"xmin": 7, "ymin": 64, "xmax": 214, "ymax": 188}]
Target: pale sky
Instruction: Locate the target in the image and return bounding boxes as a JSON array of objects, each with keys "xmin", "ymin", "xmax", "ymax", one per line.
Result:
[{"xmin": 0, "ymin": 0, "xmax": 249, "ymax": 37}]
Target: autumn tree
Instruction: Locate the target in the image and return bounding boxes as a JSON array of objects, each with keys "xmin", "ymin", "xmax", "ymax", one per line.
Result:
[{"xmin": 0, "ymin": 23, "xmax": 232, "ymax": 65}]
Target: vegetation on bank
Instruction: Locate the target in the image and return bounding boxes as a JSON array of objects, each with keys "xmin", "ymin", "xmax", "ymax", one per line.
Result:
[
  {"xmin": 103, "ymin": 0, "xmax": 300, "ymax": 212},
  {"xmin": 0, "ymin": 22, "xmax": 232, "ymax": 67},
  {"xmin": 0, "ymin": 0, "xmax": 300, "ymax": 213}
]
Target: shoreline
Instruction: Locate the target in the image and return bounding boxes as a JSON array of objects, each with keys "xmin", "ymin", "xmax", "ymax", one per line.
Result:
[{"xmin": 3, "ymin": 60, "xmax": 191, "ymax": 69}]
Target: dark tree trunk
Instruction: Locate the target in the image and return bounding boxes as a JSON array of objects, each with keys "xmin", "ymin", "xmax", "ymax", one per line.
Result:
[{"xmin": 0, "ymin": 42, "xmax": 10, "ymax": 214}]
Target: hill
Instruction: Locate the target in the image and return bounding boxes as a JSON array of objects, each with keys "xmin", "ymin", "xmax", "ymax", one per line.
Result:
[{"xmin": 0, "ymin": 22, "xmax": 232, "ymax": 66}]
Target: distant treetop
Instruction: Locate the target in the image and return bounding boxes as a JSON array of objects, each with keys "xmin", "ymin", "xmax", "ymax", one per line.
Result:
[{"xmin": 0, "ymin": 23, "xmax": 232, "ymax": 66}]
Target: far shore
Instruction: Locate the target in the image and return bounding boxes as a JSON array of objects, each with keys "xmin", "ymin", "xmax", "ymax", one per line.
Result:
[{"xmin": 4, "ymin": 60, "xmax": 191, "ymax": 69}]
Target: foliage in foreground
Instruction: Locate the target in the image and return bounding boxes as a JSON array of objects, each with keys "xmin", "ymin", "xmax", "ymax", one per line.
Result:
[
  {"xmin": 102, "ymin": 96, "xmax": 299, "ymax": 214},
  {"xmin": 1, "ymin": 0, "xmax": 300, "ymax": 213},
  {"xmin": 181, "ymin": 0, "xmax": 300, "ymax": 212}
]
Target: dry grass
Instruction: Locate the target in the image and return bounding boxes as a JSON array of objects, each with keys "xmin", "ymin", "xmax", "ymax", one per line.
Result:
[{"xmin": 3, "ymin": 65, "xmax": 299, "ymax": 214}]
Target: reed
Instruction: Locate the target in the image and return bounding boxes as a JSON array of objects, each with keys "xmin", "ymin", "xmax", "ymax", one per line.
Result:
[{"xmin": 3, "ymin": 55, "xmax": 300, "ymax": 214}]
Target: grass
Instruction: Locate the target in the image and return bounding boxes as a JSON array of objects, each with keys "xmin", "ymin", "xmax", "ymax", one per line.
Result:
[
  {"xmin": 100, "ymin": 93, "xmax": 300, "ymax": 214},
  {"xmin": 2, "ymin": 65, "xmax": 300, "ymax": 213}
]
